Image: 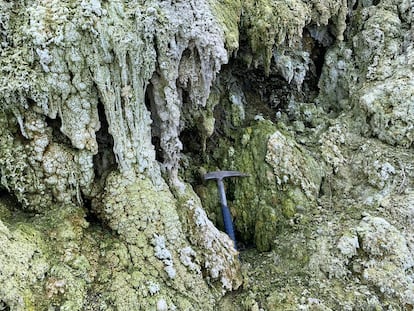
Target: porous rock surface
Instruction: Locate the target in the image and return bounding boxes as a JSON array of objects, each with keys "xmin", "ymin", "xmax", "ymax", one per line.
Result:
[
  {"xmin": 1, "ymin": 0, "xmax": 414, "ymax": 310},
  {"xmin": 0, "ymin": 1, "xmax": 240, "ymax": 310}
]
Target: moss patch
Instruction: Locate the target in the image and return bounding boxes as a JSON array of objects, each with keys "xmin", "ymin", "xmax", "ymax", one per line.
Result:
[
  {"xmin": 209, "ymin": 0, "xmax": 242, "ymax": 51},
  {"xmin": 198, "ymin": 120, "xmax": 322, "ymax": 251}
]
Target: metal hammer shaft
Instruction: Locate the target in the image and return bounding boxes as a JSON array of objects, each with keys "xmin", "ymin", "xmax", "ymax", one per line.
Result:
[
  {"xmin": 204, "ymin": 170, "xmax": 248, "ymax": 250},
  {"xmin": 216, "ymin": 179, "xmax": 237, "ymax": 248}
]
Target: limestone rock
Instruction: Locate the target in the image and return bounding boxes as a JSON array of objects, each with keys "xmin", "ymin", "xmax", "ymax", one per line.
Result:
[{"xmin": 1, "ymin": 0, "xmax": 414, "ymax": 309}]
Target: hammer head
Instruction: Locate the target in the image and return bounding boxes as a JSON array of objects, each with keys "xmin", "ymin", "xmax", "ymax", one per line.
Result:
[{"xmin": 204, "ymin": 170, "xmax": 249, "ymax": 181}]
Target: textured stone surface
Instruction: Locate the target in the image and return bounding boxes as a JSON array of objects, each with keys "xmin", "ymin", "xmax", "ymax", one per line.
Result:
[
  {"xmin": 0, "ymin": 0, "xmax": 240, "ymax": 309},
  {"xmin": 1, "ymin": 0, "xmax": 414, "ymax": 309}
]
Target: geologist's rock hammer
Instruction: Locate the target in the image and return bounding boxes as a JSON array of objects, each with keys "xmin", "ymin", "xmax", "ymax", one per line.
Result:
[{"xmin": 204, "ymin": 170, "xmax": 249, "ymax": 249}]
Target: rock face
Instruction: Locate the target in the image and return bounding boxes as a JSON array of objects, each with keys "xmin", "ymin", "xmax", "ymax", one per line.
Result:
[
  {"xmin": 0, "ymin": 0, "xmax": 413, "ymax": 310},
  {"xmin": 0, "ymin": 1, "xmax": 240, "ymax": 310}
]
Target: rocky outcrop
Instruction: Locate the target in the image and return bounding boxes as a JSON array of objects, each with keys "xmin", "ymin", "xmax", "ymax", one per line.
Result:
[
  {"xmin": 0, "ymin": 1, "xmax": 240, "ymax": 309},
  {"xmin": 1, "ymin": 0, "xmax": 413, "ymax": 310}
]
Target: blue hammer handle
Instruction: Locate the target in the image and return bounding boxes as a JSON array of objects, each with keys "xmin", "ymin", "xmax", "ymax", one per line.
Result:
[
  {"xmin": 204, "ymin": 171, "xmax": 248, "ymax": 250},
  {"xmin": 217, "ymin": 179, "xmax": 237, "ymax": 248}
]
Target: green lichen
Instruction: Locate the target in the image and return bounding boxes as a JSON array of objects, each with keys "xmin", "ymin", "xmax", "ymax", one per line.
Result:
[
  {"xmin": 0, "ymin": 218, "xmax": 49, "ymax": 310},
  {"xmin": 199, "ymin": 120, "xmax": 322, "ymax": 251},
  {"xmin": 90, "ymin": 171, "xmax": 241, "ymax": 309},
  {"xmin": 0, "ymin": 112, "xmax": 35, "ymax": 209},
  {"xmin": 242, "ymin": 0, "xmax": 310, "ymax": 75},
  {"xmin": 209, "ymin": 0, "xmax": 242, "ymax": 51},
  {"xmin": 0, "ymin": 189, "xmax": 238, "ymax": 310},
  {"xmin": 1, "ymin": 0, "xmax": 414, "ymax": 310}
]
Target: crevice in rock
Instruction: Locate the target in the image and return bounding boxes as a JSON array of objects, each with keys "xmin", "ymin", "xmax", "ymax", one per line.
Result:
[
  {"xmin": 83, "ymin": 196, "xmax": 99, "ymax": 226},
  {"xmin": 0, "ymin": 187, "xmax": 21, "ymax": 212},
  {"xmin": 228, "ymin": 60, "xmax": 293, "ymax": 122},
  {"xmin": 352, "ymin": 0, "xmax": 359, "ymax": 10},
  {"xmin": 93, "ymin": 100, "xmax": 117, "ymax": 182},
  {"xmin": 0, "ymin": 300, "xmax": 10, "ymax": 311},
  {"xmin": 151, "ymin": 135, "xmax": 164, "ymax": 163},
  {"xmin": 145, "ymin": 82, "xmax": 164, "ymax": 163},
  {"xmin": 303, "ymin": 28, "xmax": 329, "ymax": 82},
  {"xmin": 45, "ymin": 115, "xmax": 71, "ymax": 146},
  {"xmin": 82, "ymin": 194, "xmax": 107, "ymax": 231},
  {"xmin": 82, "ymin": 192, "xmax": 115, "ymax": 234},
  {"xmin": 180, "ymin": 126, "xmax": 202, "ymax": 156}
]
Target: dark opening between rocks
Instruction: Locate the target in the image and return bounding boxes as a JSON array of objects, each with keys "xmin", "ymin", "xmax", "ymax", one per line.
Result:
[
  {"xmin": 145, "ymin": 82, "xmax": 164, "ymax": 163},
  {"xmin": 0, "ymin": 300, "xmax": 10, "ymax": 311},
  {"xmin": 82, "ymin": 196, "xmax": 98, "ymax": 225},
  {"xmin": 0, "ymin": 187, "xmax": 21, "ymax": 213},
  {"xmin": 45, "ymin": 115, "xmax": 72, "ymax": 146},
  {"xmin": 93, "ymin": 100, "xmax": 117, "ymax": 182}
]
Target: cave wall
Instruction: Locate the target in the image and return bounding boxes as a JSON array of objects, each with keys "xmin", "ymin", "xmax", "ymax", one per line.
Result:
[{"xmin": 0, "ymin": 0, "xmax": 413, "ymax": 310}]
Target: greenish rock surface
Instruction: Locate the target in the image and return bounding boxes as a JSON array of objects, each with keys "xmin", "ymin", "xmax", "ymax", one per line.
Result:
[
  {"xmin": 197, "ymin": 120, "xmax": 323, "ymax": 252},
  {"xmin": 1, "ymin": 0, "xmax": 414, "ymax": 310}
]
